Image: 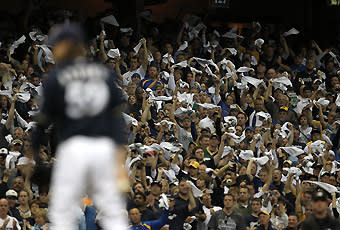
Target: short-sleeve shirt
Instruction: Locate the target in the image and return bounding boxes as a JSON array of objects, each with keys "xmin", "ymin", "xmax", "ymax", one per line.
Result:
[
  {"xmin": 208, "ymin": 210, "xmax": 245, "ymax": 230},
  {"xmin": 123, "ymin": 66, "xmax": 146, "ymax": 86},
  {"xmin": 40, "ymin": 58, "xmax": 126, "ymax": 144},
  {"xmin": 244, "ymin": 214, "xmax": 258, "ymax": 228},
  {"xmin": 177, "ymin": 125, "xmax": 193, "ymax": 152}
]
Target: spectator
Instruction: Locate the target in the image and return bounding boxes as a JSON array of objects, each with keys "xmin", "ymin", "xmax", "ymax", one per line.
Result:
[
  {"xmin": 244, "ymin": 198, "xmax": 262, "ymax": 229},
  {"xmin": 233, "ymin": 186, "xmax": 252, "ymax": 216},
  {"xmin": 128, "ymin": 207, "xmax": 169, "ymax": 230},
  {"xmin": 208, "ymin": 194, "xmax": 245, "ymax": 230},
  {"xmin": 0, "ymin": 198, "xmax": 20, "ymax": 229},
  {"xmin": 256, "ymin": 210, "xmax": 276, "ymax": 230},
  {"xmin": 5, "ymin": 189, "xmax": 22, "ymax": 227}
]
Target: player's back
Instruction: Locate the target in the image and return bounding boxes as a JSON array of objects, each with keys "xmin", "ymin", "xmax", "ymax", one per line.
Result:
[{"xmin": 40, "ymin": 57, "xmax": 124, "ymax": 143}]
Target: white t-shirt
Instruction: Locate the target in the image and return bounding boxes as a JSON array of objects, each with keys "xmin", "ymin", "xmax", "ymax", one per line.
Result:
[
  {"xmin": 299, "ymin": 125, "xmax": 312, "ymax": 144},
  {"xmin": 122, "ymin": 66, "xmax": 146, "ymax": 86},
  {"xmin": 0, "ymin": 215, "xmax": 21, "ymax": 230}
]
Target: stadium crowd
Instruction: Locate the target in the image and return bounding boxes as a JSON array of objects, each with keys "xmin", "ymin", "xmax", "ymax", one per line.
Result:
[{"xmin": 0, "ymin": 5, "xmax": 340, "ymax": 230}]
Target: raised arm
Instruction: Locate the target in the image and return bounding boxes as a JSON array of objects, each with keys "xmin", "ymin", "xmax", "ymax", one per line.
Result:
[
  {"xmin": 140, "ymin": 158, "xmax": 147, "ymax": 190},
  {"xmin": 280, "ymin": 35, "xmax": 289, "ymax": 55},
  {"xmin": 295, "ymin": 180, "xmax": 304, "ymax": 223},
  {"xmin": 99, "ymin": 31, "xmax": 109, "ymax": 62},
  {"xmin": 177, "ymin": 24, "xmax": 185, "ymax": 46},
  {"xmin": 5, "ymin": 95, "xmax": 18, "ymax": 130},
  {"xmin": 312, "ymin": 40, "xmax": 323, "ymax": 55},
  {"xmin": 264, "ymin": 80, "xmax": 273, "ymax": 103},
  {"xmin": 151, "ymin": 151, "xmax": 159, "ymax": 171},
  {"xmin": 286, "ymin": 123, "xmax": 294, "ymax": 146},
  {"xmin": 141, "ymin": 38, "xmax": 149, "ymax": 71},
  {"xmin": 115, "ymin": 57, "xmax": 123, "ymax": 82},
  {"xmin": 261, "ymin": 165, "xmax": 273, "ymax": 194},
  {"xmin": 188, "ymin": 183, "xmax": 197, "ymax": 212},
  {"xmin": 213, "ymin": 133, "xmax": 227, "ymax": 165},
  {"xmin": 246, "ymin": 159, "xmax": 255, "ymax": 181},
  {"xmin": 141, "ymin": 99, "xmax": 152, "ymax": 123},
  {"xmin": 32, "ymin": 45, "xmax": 39, "ymax": 65},
  {"xmin": 315, "ymin": 103, "xmax": 327, "ymax": 129},
  {"xmin": 283, "ymin": 173, "xmax": 294, "ymax": 195}
]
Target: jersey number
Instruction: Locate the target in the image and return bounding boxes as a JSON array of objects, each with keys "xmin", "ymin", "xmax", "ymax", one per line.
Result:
[{"xmin": 65, "ymin": 80, "xmax": 110, "ymax": 119}]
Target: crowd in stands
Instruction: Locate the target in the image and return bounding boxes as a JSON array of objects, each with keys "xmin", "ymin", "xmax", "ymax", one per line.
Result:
[{"xmin": 0, "ymin": 5, "xmax": 340, "ymax": 230}]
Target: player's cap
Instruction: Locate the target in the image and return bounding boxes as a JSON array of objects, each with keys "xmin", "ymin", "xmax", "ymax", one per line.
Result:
[
  {"xmin": 189, "ymin": 161, "xmax": 200, "ymax": 169},
  {"xmin": 0, "ymin": 148, "xmax": 8, "ymax": 155},
  {"xmin": 5, "ymin": 189, "xmax": 17, "ymax": 198},
  {"xmin": 312, "ymin": 190, "xmax": 328, "ymax": 201},
  {"xmin": 12, "ymin": 139, "xmax": 23, "ymax": 146},
  {"xmin": 46, "ymin": 22, "xmax": 85, "ymax": 46},
  {"xmin": 258, "ymin": 210, "xmax": 270, "ymax": 216}
]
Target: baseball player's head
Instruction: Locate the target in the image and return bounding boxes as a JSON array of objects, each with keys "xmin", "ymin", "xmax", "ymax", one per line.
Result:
[{"xmin": 46, "ymin": 22, "xmax": 86, "ymax": 63}]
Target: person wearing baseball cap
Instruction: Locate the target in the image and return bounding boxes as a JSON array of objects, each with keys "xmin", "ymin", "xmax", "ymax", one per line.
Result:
[
  {"xmin": 188, "ymin": 161, "xmax": 199, "ymax": 182},
  {"xmin": 5, "ymin": 189, "xmax": 22, "ymax": 226},
  {"xmin": 257, "ymin": 210, "xmax": 275, "ymax": 230},
  {"xmin": 301, "ymin": 190, "xmax": 338, "ymax": 230}
]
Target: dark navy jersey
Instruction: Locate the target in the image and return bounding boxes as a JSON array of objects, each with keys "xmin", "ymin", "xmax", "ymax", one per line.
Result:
[{"xmin": 40, "ymin": 57, "xmax": 127, "ymax": 144}]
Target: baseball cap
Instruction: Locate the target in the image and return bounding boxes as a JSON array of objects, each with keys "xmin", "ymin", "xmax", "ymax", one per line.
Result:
[
  {"xmin": 131, "ymin": 73, "xmax": 141, "ymax": 79},
  {"xmin": 320, "ymin": 171, "xmax": 330, "ymax": 178},
  {"xmin": 210, "ymin": 134, "xmax": 219, "ymax": 139},
  {"xmin": 5, "ymin": 190, "xmax": 17, "ymax": 198},
  {"xmin": 168, "ymin": 137, "xmax": 179, "ymax": 143},
  {"xmin": 313, "ymin": 163, "xmax": 323, "ymax": 169},
  {"xmin": 201, "ymin": 128, "xmax": 211, "ymax": 133},
  {"xmin": 46, "ymin": 22, "xmax": 85, "ymax": 46},
  {"xmin": 312, "ymin": 190, "xmax": 328, "ymax": 201},
  {"xmin": 311, "ymin": 128, "xmax": 321, "ymax": 135},
  {"xmin": 313, "ymin": 79, "xmax": 322, "ymax": 84},
  {"xmin": 258, "ymin": 210, "xmax": 270, "ymax": 216},
  {"xmin": 279, "ymin": 106, "xmax": 288, "ymax": 112},
  {"xmin": 283, "ymin": 160, "xmax": 292, "ymax": 166},
  {"xmin": 143, "ymin": 151, "xmax": 154, "ymax": 156},
  {"xmin": 245, "ymin": 126, "xmax": 254, "ymax": 132},
  {"xmin": 0, "ymin": 148, "xmax": 8, "ymax": 155},
  {"xmin": 189, "ymin": 161, "xmax": 200, "ymax": 169},
  {"xmin": 12, "ymin": 139, "xmax": 23, "ymax": 146}
]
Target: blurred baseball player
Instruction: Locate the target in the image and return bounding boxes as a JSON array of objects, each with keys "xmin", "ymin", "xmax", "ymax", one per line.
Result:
[{"xmin": 32, "ymin": 22, "xmax": 128, "ymax": 230}]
